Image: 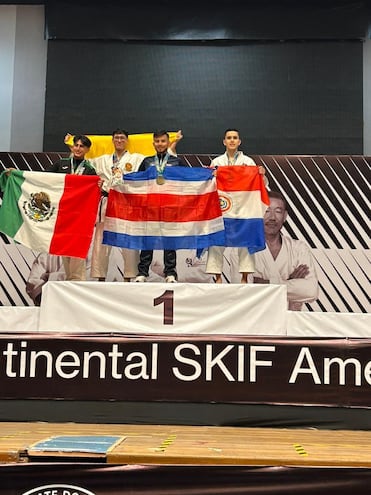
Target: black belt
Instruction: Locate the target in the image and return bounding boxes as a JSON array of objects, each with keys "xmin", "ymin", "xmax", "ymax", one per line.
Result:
[{"xmin": 101, "ymin": 191, "xmax": 109, "ymax": 197}]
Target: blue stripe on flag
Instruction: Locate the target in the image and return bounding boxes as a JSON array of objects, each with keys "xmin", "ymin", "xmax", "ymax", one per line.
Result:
[
  {"xmin": 223, "ymin": 218, "xmax": 266, "ymax": 253},
  {"xmin": 123, "ymin": 166, "xmax": 213, "ymax": 182},
  {"xmin": 103, "ymin": 230, "xmax": 225, "ymax": 250}
]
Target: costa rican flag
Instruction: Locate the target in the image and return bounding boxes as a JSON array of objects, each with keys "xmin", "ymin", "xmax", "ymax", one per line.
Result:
[
  {"xmin": 216, "ymin": 166, "xmax": 269, "ymax": 253},
  {"xmin": 103, "ymin": 166, "xmax": 225, "ymax": 250}
]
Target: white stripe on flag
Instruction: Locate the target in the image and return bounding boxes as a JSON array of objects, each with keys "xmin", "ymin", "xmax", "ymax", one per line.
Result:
[
  {"xmin": 104, "ymin": 217, "xmax": 224, "ymax": 237},
  {"xmin": 220, "ymin": 190, "xmax": 266, "ymax": 219},
  {"xmin": 115, "ymin": 178, "xmax": 217, "ymax": 196},
  {"xmin": 15, "ymin": 172, "xmax": 66, "ymax": 251}
]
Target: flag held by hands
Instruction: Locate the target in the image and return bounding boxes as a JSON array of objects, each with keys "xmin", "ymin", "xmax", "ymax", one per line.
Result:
[
  {"xmin": 0, "ymin": 170, "xmax": 100, "ymax": 258},
  {"xmin": 65, "ymin": 132, "xmax": 179, "ymax": 159},
  {"xmin": 103, "ymin": 166, "xmax": 225, "ymax": 250},
  {"xmin": 216, "ymin": 165, "xmax": 269, "ymax": 253}
]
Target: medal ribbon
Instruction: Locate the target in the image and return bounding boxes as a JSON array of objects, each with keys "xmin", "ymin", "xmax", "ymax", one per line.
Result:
[
  {"xmin": 154, "ymin": 152, "xmax": 169, "ymax": 178},
  {"xmin": 71, "ymin": 158, "xmax": 87, "ymax": 175},
  {"xmin": 227, "ymin": 151, "xmax": 241, "ymax": 165}
]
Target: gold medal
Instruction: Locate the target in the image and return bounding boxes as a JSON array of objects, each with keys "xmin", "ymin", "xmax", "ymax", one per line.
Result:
[
  {"xmin": 125, "ymin": 163, "xmax": 133, "ymax": 172},
  {"xmin": 156, "ymin": 175, "xmax": 165, "ymax": 185}
]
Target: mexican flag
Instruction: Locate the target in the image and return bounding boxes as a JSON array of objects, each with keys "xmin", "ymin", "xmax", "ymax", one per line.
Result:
[{"xmin": 0, "ymin": 170, "xmax": 100, "ymax": 258}]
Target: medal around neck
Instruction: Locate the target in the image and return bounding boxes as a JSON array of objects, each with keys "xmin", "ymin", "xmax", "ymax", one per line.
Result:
[
  {"xmin": 155, "ymin": 153, "xmax": 168, "ymax": 184},
  {"xmin": 156, "ymin": 174, "xmax": 166, "ymax": 185}
]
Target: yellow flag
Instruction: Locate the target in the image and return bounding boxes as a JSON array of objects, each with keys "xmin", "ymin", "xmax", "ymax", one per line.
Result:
[{"xmin": 65, "ymin": 132, "xmax": 178, "ymax": 159}]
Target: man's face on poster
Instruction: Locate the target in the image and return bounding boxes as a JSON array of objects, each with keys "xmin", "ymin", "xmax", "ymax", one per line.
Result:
[{"xmin": 264, "ymin": 197, "xmax": 288, "ymax": 236}]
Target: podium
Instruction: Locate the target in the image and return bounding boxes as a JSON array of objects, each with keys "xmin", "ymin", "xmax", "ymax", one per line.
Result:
[{"xmin": 39, "ymin": 281, "xmax": 287, "ymax": 335}]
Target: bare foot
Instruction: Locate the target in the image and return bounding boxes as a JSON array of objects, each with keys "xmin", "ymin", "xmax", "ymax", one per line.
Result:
[{"xmin": 241, "ymin": 273, "xmax": 252, "ymax": 284}]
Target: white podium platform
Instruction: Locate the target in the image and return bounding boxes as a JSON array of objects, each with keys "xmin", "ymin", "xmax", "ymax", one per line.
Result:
[
  {"xmin": 39, "ymin": 281, "xmax": 288, "ymax": 335},
  {"xmin": 2, "ymin": 282, "xmax": 368, "ymax": 337},
  {"xmin": 287, "ymin": 310, "xmax": 371, "ymax": 338},
  {"xmin": 0, "ymin": 306, "xmax": 40, "ymax": 332}
]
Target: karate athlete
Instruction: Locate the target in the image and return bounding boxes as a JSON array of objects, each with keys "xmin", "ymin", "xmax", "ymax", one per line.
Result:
[
  {"xmin": 82, "ymin": 128, "xmax": 183, "ymax": 281},
  {"xmin": 88, "ymin": 129, "xmax": 143, "ymax": 281},
  {"xmin": 206, "ymin": 128, "xmax": 268, "ymax": 283},
  {"xmin": 134, "ymin": 130, "xmax": 189, "ymax": 283},
  {"xmin": 47, "ymin": 135, "xmax": 97, "ymax": 281}
]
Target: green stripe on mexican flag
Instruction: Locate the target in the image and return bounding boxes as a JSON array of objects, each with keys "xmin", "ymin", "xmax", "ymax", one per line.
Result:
[{"xmin": 0, "ymin": 170, "xmax": 100, "ymax": 258}]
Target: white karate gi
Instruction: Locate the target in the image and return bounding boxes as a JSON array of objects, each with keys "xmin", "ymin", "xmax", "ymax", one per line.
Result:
[
  {"xmin": 253, "ymin": 235, "xmax": 319, "ymax": 310},
  {"xmin": 90, "ymin": 151, "xmax": 144, "ymax": 279},
  {"xmin": 206, "ymin": 151, "xmax": 267, "ymax": 277}
]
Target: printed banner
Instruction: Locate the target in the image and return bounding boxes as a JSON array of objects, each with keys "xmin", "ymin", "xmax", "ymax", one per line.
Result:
[
  {"xmin": 0, "ymin": 334, "xmax": 369, "ymax": 407},
  {"xmin": 0, "ymin": 153, "xmax": 369, "ymax": 313}
]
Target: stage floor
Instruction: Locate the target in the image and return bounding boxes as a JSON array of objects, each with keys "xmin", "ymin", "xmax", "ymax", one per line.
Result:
[{"xmin": 0, "ymin": 422, "xmax": 370, "ymax": 467}]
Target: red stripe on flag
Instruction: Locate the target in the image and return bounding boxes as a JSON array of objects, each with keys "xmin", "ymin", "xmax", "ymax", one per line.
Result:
[
  {"xmin": 217, "ymin": 166, "xmax": 260, "ymax": 191},
  {"xmin": 49, "ymin": 175, "xmax": 100, "ymax": 258},
  {"xmin": 107, "ymin": 190, "xmax": 222, "ymax": 222},
  {"xmin": 216, "ymin": 166, "xmax": 269, "ymax": 205}
]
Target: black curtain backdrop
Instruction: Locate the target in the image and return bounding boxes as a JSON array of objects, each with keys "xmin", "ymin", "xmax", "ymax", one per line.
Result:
[
  {"xmin": 45, "ymin": 1, "xmax": 371, "ymax": 41},
  {"xmin": 44, "ymin": 40, "xmax": 363, "ymax": 154},
  {"xmin": 42, "ymin": 1, "xmax": 370, "ymax": 153}
]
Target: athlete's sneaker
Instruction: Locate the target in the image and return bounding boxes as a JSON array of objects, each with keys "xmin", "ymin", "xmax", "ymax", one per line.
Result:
[
  {"xmin": 134, "ymin": 275, "xmax": 147, "ymax": 282},
  {"xmin": 165, "ymin": 275, "xmax": 177, "ymax": 283}
]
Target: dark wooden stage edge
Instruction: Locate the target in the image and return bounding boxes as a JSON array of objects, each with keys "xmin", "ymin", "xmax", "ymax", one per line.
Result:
[
  {"xmin": 0, "ymin": 422, "xmax": 370, "ymax": 495},
  {"xmin": 1, "ymin": 400, "xmax": 371, "ymax": 431},
  {"xmin": 0, "ymin": 422, "xmax": 371, "ymax": 467}
]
